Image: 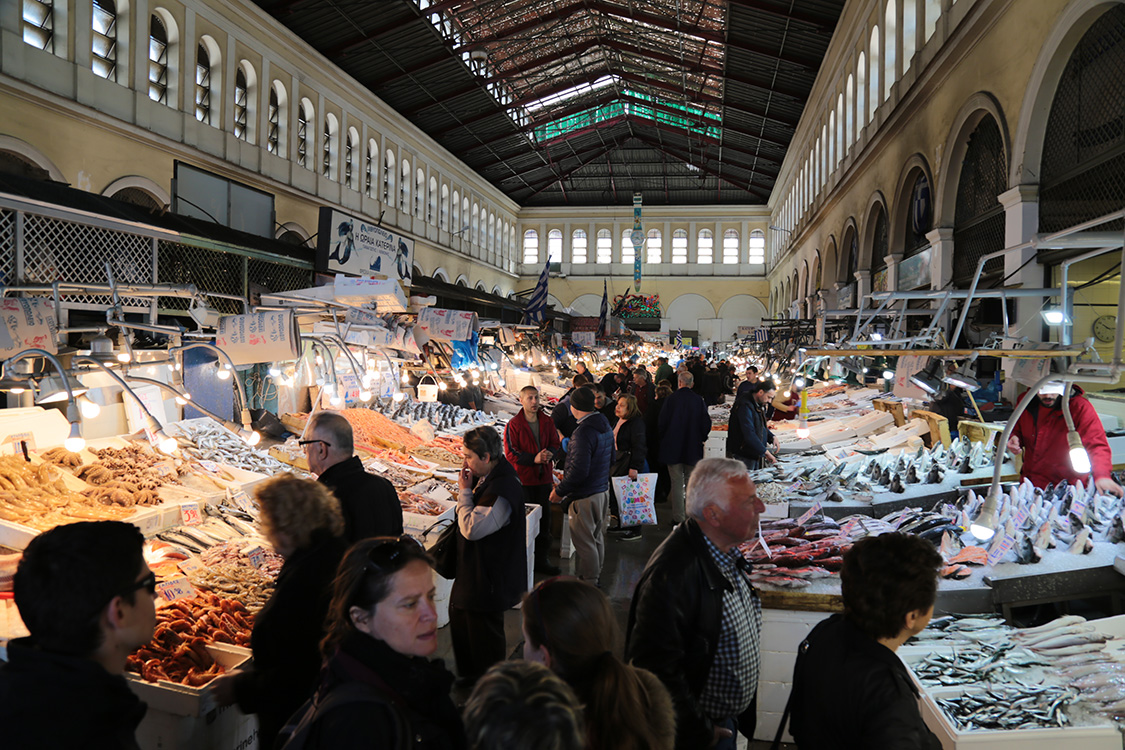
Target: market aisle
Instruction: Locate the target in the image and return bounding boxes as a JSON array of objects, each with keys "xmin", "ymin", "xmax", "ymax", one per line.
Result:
[{"xmin": 438, "ymin": 512, "xmax": 794, "ymax": 750}]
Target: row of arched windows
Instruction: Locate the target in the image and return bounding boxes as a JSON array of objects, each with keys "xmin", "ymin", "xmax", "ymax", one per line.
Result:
[
  {"xmin": 20, "ymin": 0, "xmax": 516, "ymax": 265},
  {"xmin": 522, "ymin": 228, "xmax": 766, "ymax": 266}
]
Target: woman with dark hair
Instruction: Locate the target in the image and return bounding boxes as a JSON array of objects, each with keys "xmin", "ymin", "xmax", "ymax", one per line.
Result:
[
  {"xmin": 608, "ymin": 394, "xmax": 647, "ymax": 541},
  {"xmin": 787, "ymin": 533, "xmax": 943, "ymax": 749},
  {"xmin": 451, "ymin": 426, "xmax": 527, "ymax": 686},
  {"xmin": 289, "ymin": 537, "xmax": 465, "ymax": 749},
  {"xmin": 210, "ymin": 474, "xmax": 347, "ymax": 749},
  {"xmin": 726, "ymin": 378, "xmax": 778, "ymax": 470},
  {"xmin": 522, "ymin": 578, "xmax": 675, "ymax": 750}
]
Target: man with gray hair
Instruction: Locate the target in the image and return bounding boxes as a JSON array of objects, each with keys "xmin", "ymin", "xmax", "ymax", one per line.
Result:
[
  {"xmin": 657, "ymin": 370, "xmax": 713, "ymax": 525},
  {"xmin": 302, "ymin": 411, "xmax": 402, "ymax": 543},
  {"xmin": 626, "ymin": 458, "xmax": 764, "ymax": 750}
]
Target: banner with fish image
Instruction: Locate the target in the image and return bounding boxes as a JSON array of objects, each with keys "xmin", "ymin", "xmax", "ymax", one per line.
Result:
[
  {"xmin": 0, "ymin": 297, "xmax": 58, "ymax": 358},
  {"xmin": 317, "ymin": 207, "xmax": 414, "ymax": 286}
]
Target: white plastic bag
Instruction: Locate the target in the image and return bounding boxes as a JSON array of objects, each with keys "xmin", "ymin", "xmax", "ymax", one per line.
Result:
[{"xmin": 611, "ymin": 473, "xmax": 658, "ymax": 527}]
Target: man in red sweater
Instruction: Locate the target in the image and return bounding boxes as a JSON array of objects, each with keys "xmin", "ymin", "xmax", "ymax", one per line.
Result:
[
  {"xmin": 1007, "ymin": 382, "xmax": 1122, "ymax": 496},
  {"xmin": 504, "ymin": 385, "xmax": 563, "ymax": 574}
]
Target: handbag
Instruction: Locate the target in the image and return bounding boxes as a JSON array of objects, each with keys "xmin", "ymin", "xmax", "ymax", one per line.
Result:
[
  {"xmin": 610, "ymin": 473, "xmax": 659, "ymax": 527},
  {"xmin": 421, "ymin": 517, "xmax": 458, "ymax": 579}
]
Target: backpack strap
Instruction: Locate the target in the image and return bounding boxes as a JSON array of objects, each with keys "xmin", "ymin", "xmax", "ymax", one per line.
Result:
[{"xmin": 278, "ymin": 682, "xmax": 411, "ymax": 750}]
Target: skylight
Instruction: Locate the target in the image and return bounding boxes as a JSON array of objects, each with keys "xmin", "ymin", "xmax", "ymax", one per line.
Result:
[{"xmin": 530, "ymin": 89, "xmax": 721, "ymax": 143}]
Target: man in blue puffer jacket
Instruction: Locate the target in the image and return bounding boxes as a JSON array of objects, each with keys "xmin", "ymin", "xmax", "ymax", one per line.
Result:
[{"xmin": 549, "ymin": 385, "xmax": 614, "ymax": 585}]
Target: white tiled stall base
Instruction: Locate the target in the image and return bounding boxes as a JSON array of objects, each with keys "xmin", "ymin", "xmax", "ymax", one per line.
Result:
[{"xmin": 755, "ymin": 608, "xmax": 833, "ymax": 743}]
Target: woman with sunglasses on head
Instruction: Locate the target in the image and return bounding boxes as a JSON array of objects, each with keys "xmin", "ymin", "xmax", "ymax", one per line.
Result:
[
  {"xmin": 451, "ymin": 425, "xmax": 527, "ymax": 687},
  {"xmin": 292, "ymin": 536, "xmax": 465, "ymax": 749},
  {"xmin": 522, "ymin": 577, "xmax": 674, "ymax": 750},
  {"xmin": 209, "ymin": 474, "xmax": 348, "ymax": 750}
]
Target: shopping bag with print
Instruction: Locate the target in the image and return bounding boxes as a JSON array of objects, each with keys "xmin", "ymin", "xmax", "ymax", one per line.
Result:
[{"xmin": 611, "ymin": 473, "xmax": 658, "ymax": 527}]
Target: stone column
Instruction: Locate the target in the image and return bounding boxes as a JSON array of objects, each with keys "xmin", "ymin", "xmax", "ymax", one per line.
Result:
[
  {"xmin": 998, "ymin": 184, "xmax": 1040, "ymax": 401},
  {"xmin": 925, "ymin": 226, "xmax": 955, "ymax": 336}
]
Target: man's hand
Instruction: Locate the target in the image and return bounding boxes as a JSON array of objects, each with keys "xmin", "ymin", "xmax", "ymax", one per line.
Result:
[
  {"xmin": 710, "ymin": 726, "xmax": 733, "ymax": 747},
  {"xmin": 764, "ymin": 451, "xmax": 777, "ymax": 465},
  {"xmin": 1006, "ymin": 436, "xmax": 1022, "ymax": 454},
  {"xmin": 628, "ymin": 468, "xmax": 638, "ymax": 480},
  {"xmin": 1096, "ymin": 477, "xmax": 1125, "ymax": 498},
  {"xmin": 208, "ymin": 672, "xmax": 240, "ymax": 706},
  {"xmin": 548, "ymin": 488, "xmax": 562, "ymax": 504},
  {"xmin": 534, "ymin": 449, "xmax": 552, "ymax": 464}
]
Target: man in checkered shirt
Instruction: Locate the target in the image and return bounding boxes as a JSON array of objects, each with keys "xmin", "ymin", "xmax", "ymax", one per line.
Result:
[{"xmin": 626, "ymin": 457, "xmax": 764, "ymax": 750}]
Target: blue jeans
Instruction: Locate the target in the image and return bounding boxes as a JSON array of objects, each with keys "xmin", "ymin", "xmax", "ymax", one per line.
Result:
[{"xmin": 712, "ymin": 717, "xmax": 738, "ymax": 750}]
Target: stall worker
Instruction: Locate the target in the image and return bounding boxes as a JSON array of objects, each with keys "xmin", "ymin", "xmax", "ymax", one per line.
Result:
[
  {"xmin": 1, "ymin": 521, "xmax": 155, "ymax": 750},
  {"xmin": 504, "ymin": 385, "xmax": 563, "ymax": 575},
  {"xmin": 303, "ymin": 411, "xmax": 404, "ymax": 542},
  {"xmin": 1006, "ymin": 380, "xmax": 1124, "ymax": 496}
]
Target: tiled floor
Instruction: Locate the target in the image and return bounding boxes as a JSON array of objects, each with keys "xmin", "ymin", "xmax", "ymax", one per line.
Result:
[{"xmin": 436, "ymin": 508, "xmax": 795, "ymax": 749}]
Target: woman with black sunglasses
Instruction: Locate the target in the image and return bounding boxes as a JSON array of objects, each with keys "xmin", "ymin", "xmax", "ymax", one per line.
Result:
[{"xmin": 287, "ymin": 536, "xmax": 465, "ymax": 749}]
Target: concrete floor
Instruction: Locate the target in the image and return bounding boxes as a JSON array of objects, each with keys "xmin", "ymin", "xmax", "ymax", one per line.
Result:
[{"xmin": 436, "ymin": 507, "xmax": 794, "ymax": 750}]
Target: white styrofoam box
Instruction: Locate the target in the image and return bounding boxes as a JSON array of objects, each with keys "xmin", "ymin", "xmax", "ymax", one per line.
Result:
[
  {"xmin": 433, "ymin": 571, "xmax": 453, "ymax": 629},
  {"xmin": 757, "ymin": 710, "xmax": 792, "ymax": 745},
  {"xmin": 760, "ymin": 615, "xmax": 818, "ymax": 654},
  {"xmin": 759, "ymin": 649, "xmax": 797, "ymax": 685},
  {"xmin": 126, "ymin": 643, "xmax": 252, "ymax": 716},
  {"xmin": 134, "ymin": 702, "xmax": 258, "ymax": 750},
  {"xmin": 402, "ymin": 498, "xmax": 455, "ymax": 535},
  {"xmin": 0, "ymin": 406, "xmax": 69, "ymax": 453},
  {"xmin": 752, "ymin": 609, "xmax": 833, "ymax": 743},
  {"xmin": 525, "ymin": 503, "xmax": 543, "ymax": 591},
  {"xmin": 761, "ymin": 502, "xmax": 789, "ymax": 519}
]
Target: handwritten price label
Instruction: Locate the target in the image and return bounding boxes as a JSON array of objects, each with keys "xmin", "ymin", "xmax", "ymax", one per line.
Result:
[
  {"xmin": 796, "ymin": 502, "xmax": 823, "ymax": 526},
  {"xmin": 177, "ymin": 557, "xmax": 204, "ymax": 575},
  {"xmin": 179, "ymin": 502, "xmax": 202, "ymax": 526},
  {"xmin": 245, "ymin": 545, "xmax": 268, "ymax": 568},
  {"xmin": 198, "ymin": 460, "xmax": 221, "ymax": 475},
  {"xmin": 156, "ymin": 576, "xmax": 196, "ymax": 602},
  {"xmin": 1071, "ymin": 494, "xmax": 1088, "ymax": 521},
  {"xmin": 226, "ymin": 489, "xmax": 256, "ymax": 514},
  {"xmin": 987, "ymin": 534, "xmax": 1015, "ymax": 566}
]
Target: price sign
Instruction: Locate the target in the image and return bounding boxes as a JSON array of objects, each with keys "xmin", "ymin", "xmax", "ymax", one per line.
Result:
[
  {"xmin": 367, "ymin": 460, "xmax": 390, "ymax": 474},
  {"xmin": 796, "ymin": 502, "xmax": 823, "ymax": 526},
  {"xmin": 177, "ymin": 557, "xmax": 204, "ymax": 575},
  {"xmin": 987, "ymin": 534, "xmax": 1015, "ymax": 566},
  {"xmin": 0, "ymin": 431, "xmax": 35, "ymax": 457},
  {"xmin": 152, "ymin": 461, "xmax": 175, "ymax": 477},
  {"xmin": 755, "ymin": 525, "xmax": 772, "ymax": 559},
  {"xmin": 198, "ymin": 460, "xmax": 221, "ymax": 475},
  {"xmin": 156, "ymin": 576, "xmax": 196, "ymax": 602},
  {"xmin": 1071, "ymin": 494, "xmax": 1088, "ymax": 522},
  {"xmin": 245, "ymin": 545, "xmax": 268, "ymax": 568},
  {"xmin": 226, "ymin": 488, "xmax": 256, "ymax": 514},
  {"xmin": 179, "ymin": 502, "xmax": 202, "ymax": 526},
  {"xmin": 1011, "ymin": 507, "xmax": 1029, "ymax": 529}
]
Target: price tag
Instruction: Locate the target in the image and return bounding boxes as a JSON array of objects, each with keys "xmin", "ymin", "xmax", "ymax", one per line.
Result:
[
  {"xmin": 755, "ymin": 525, "xmax": 772, "ymax": 559},
  {"xmin": 198, "ymin": 460, "xmax": 221, "ymax": 475},
  {"xmin": 245, "ymin": 545, "xmax": 268, "ymax": 568},
  {"xmin": 1011, "ymin": 507, "xmax": 1029, "ymax": 529},
  {"xmin": 797, "ymin": 502, "xmax": 823, "ymax": 526},
  {"xmin": 179, "ymin": 502, "xmax": 202, "ymax": 526},
  {"xmin": 0, "ymin": 431, "xmax": 35, "ymax": 457},
  {"xmin": 986, "ymin": 534, "xmax": 1015, "ymax": 566},
  {"xmin": 156, "ymin": 576, "xmax": 196, "ymax": 602},
  {"xmin": 177, "ymin": 557, "xmax": 204, "ymax": 575},
  {"xmin": 367, "ymin": 460, "xmax": 390, "ymax": 474},
  {"xmin": 226, "ymin": 487, "xmax": 256, "ymax": 514},
  {"xmin": 152, "ymin": 460, "xmax": 175, "ymax": 477},
  {"xmin": 1071, "ymin": 494, "xmax": 1088, "ymax": 521}
]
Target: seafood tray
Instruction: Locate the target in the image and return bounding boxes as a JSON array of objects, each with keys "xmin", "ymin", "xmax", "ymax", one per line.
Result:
[
  {"xmin": 126, "ymin": 643, "xmax": 251, "ymax": 717},
  {"xmin": 918, "ymin": 685, "xmax": 1119, "ymax": 750},
  {"xmin": 402, "ymin": 496, "xmax": 455, "ymax": 534}
]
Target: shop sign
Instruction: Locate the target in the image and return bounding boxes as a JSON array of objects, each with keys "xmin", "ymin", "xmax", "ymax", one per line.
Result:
[
  {"xmin": 897, "ymin": 247, "xmax": 933, "ymax": 291},
  {"xmin": 215, "ymin": 310, "xmax": 300, "ymax": 366},
  {"xmin": 0, "ymin": 297, "xmax": 58, "ymax": 358},
  {"xmin": 572, "ymin": 331, "xmax": 596, "ymax": 347},
  {"xmin": 418, "ymin": 308, "xmax": 479, "ymax": 342},
  {"xmin": 317, "ymin": 207, "xmax": 414, "ymax": 285}
]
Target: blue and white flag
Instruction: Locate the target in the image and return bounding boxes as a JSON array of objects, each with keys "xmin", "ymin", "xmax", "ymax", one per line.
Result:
[
  {"xmin": 524, "ymin": 258, "xmax": 551, "ymax": 324},
  {"xmin": 675, "ymin": 328, "xmax": 683, "ymax": 349},
  {"xmin": 597, "ymin": 280, "xmax": 608, "ymax": 338}
]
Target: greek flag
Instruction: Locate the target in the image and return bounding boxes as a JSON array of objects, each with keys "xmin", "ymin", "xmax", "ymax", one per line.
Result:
[
  {"xmin": 754, "ymin": 328, "xmax": 769, "ymax": 342},
  {"xmin": 597, "ymin": 280, "xmax": 608, "ymax": 338},
  {"xmin": 675, "ymin": 328, "xmax": 683, "ymax": 349},
  {"xmin": 524, "ymin": 258, "xmax": 551, "ymax": 324}
]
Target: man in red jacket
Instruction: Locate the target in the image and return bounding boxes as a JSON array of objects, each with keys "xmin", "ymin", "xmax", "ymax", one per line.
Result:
[
  {"xmin": 504, "ymin": 385, "xmax": 563, "ymax": 574},
  {"xmin": 1007, "ymin": 382, "xmax": 1122, "ymax": 496}
]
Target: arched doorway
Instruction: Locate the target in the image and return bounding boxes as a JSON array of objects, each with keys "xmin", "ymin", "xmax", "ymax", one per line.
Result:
[{"xmin": 952, "ymin": 115, "xmax": 1007, "ymax": 286}]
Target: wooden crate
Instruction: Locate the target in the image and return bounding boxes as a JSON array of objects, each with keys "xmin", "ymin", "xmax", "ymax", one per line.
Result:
[
  {"xmin": 872, "ymin": 398, "xmax": 907, "ymax": 427},
  {"xmin": 908, "ymin": 409, "xmax": 951, "ymax": 448}
]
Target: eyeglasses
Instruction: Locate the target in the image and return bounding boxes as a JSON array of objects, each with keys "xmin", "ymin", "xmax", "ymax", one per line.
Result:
[
  {"xmin": 297, "ymin": 439, "xmax": 331, "ymax": 448},
  {"xmin": 365, "ymin": 535, "xmax": 423, "ymax": 572},
  {"xmin": 125, "ymin": 571, "xmax": 158, "ymax": 597}
]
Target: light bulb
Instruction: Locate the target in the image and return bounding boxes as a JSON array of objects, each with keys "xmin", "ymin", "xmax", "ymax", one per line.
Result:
[
  {"xmin": 969, "ymin": 523, "xmax": 996, "ymax": 541},
  {"xmin": 439, "ymin": 381, "xmax": 448, "ymax": 391},
  {"xmin": 402, "ymin": 372, "xmax": 410, "ymax": 383},
  {"xmin": 883, "ymin": 370, "xmax": 894, "ymax": 380},
  {"xmin": 871, "ymin": 333, "xmax": 883, "ymax": 341},
  {"xmin": 794, "ymin": 377, "xmax": 806, "ymax": 389},
  {"xmin": 330, "ymin": 395, "xmax": 342, "ymax": 407},
  {"xmin": 78, "ymin": 396, "xmax": 101, "ymax": 419},
  {"xmin": 158, "ymin": 436, "xmax": 178, "ymax": 454},
  {"xmin": 268, "ymin": 366, "xmax": 281, "ymax": 378},
  {"xmin": 10, "ymin": 385, "xmax": 24, "ymax": 394},
  {"xmin": 323, "ymin": 382, "xmax": 336, "ymax": 396},
  {"xmin": 175, "ymin": 396, "xmax": 188, "ymax": 406},
  {"xmin": 498, "ymin": 378, "xmax": 506, "ymax": 387},
  {"xmin": 64, "ymin": 422, "xmax": 85, "ymax": 453},
  {"xmin": 217, "ymin": 367, "xmax": 232, "ymax": 381},
  {"xmin": 117, "ymin": 351, "xmax": 131, "ymax": 363},
  {"xmin": 173, "ymin": 361, "xmax": 182, "ymax": 371},
  {"xmin": 147, "ymin": 367, "xmax": 157, "ymax": 376},
  {"xmin": 1042, "ymin": 309, "xmax": 1066, "ymax": 325},
  {"xmin": 242, "ymin": 429, "xmax": 261, "ymax": 446},
  {"xmin": 1068, "ymin": 431, "xmax": 1092, "ymax": 474},
  {"xmin": 360, "ymin": 390, "xmax": 373, "ymax": 402},
  {"xmin": 784, "ymin": 390, "xmax": 792, "ymax": 398},
  {"xmin": 862, "ymin": 367, "xmax": 869, "ymax": 374},
  {"xmin": 316, "ymin": 354, "xmax": 324, "ymax": 366},
  {"xmin": 392, "ymin": 391, "xmax": 405, "ymax": 402},
  {"xmin": 970, "ymin": 494, "xmax": 1000, "ymax": 541}
]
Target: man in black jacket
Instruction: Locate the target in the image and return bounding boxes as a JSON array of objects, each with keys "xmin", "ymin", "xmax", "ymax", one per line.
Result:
[
  {"xmin": 1, "ymin": 521, "xmax": 155, "ymax": 750},
  {"xmin": 787, "ymin": 532, "xmax": 942, "ymax": 749},
  {"xmin": 304, "ymin": 411, "xmax": 402, "ymax": 543},
  {"xmin": 549, "ymin": 385, "xmax": 614, "ymax": 585},
  {"xmin": 626, "ymin": 458, "xmax": 765, "ymax": 750}
]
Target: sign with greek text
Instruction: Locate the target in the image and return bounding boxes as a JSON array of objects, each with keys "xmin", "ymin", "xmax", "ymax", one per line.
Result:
[
  {"xmin": 317, "ymin": 207, "xmax": 414, "ymax": 285},
  {"xmin": 177, "ymin": 557, "xmax": 205, "ymax": 575},
  {"xmin": 418, "ymin": 308, "xmax": 479, "ymax": 342},
  {"xmin": 156, "ymin": 576, "xmax": 196, "ymax": 602},
  {"xmin": 179, "ymin": 501, "xmax": 202, "ymax": 526},
  {"xmin": 215, "ymin": 310, "xmax": 300, "ymax": 366}
]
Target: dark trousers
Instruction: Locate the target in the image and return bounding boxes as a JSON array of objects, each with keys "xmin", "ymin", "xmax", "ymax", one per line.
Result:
[
  {"xmin": 449, "ymin": 605, "xmax": 506, "ymax": 683},
  {"xmin": 522, "ymin": 483, "xmax": 554, "ymax": 562}
]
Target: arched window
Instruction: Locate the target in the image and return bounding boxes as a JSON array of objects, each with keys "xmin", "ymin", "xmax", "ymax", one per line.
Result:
[
  {"xmin": 621, "ymin": 229, "xmax": 635, "ymax": 264},
  {"xmin": 234, "ymin": 62, "xmax": 256, "ymax": 142},
  {"xmin": 871, "ymin": 206, "xmax": 889, "ymax": 288},
  {"xmin": 904, "ymin": 171, "xmax": 932, "ymax": 259},
  {"xmin": 856, "ymin": 53, "xmax": 866, "ymax": 133},
  {"xmin": 148, "ymin": 14, "xmax": 169, "ymax": 104},
  {"xmin": 345, "ymin": 128, "xmax": 359, "ymax": 189},
  {"xmin": 902, "ymin": 0, "xmax": 917, "ymax": 73},
  {"xmin": 835, "ymin": 97, "xmax": 843, "ymax": 165},
  {"xmin": 572, "ymin": 229, "xmax": 587, "ymax": 264},
  {"xmin": 195, "ymin": 43, "xmax": 213, "ymax": 124},
  {"xmin": 400, "ymin": 158, "xmax": 410, "ymax": 212},
  {"xmin": 365, "ymin": 139, "xmax": 377, "ymax": 196},
  {"xmin": 954, "ymin": 116, "xmax": 1006, "ymax": 285},
  {"xmin": 671, "ymin": 229, "xmax": 688, "ymax": 264},
  {"xmin": 596, "ymin": 229, "xmax": 612, "ymax": 263},
  {"xmin": 321, "ymin": 114, "xmax": 337, "ymax": 179},
  {"xmin": 415, "ymin": 168, "xmax": 424, "ymax": 217},
  {"xmin": 428, "ymin": 177, "xmax": 437, "ymax": 224},
  {"xmin": 723, "ymin": 229, "xmax": 739, "ymax": 264},
  {"xmin": 452, "ymin": 190, "xmax": 460, "ymax": 231},
  {"xmin": 646, "ymin": 229, "xmax": 662, "ymax": 264},
  {"xmin": 698, "ymin": 228, "xmax": 713, "ymax": 263},
  {"xmin": 267, "ymin": 81, "xmax": 286, "ymax": 156},
  {"xmin": 488, "ymin": 213, "xmax": 496, "ymax": 251},
  {"xmin": 23, "ymin": 0, "xmax": 54, "ymax": 52},
  {"xmin": 92, "ymin": 0, "xmax": 117, "ymax": 81},
  {"xmin": 523, "ymin": 229, "xmax": 539, "ymax": 264},
  {"xmin": 925, "ymin": 0, "xmax": 940, "ymax": 42},
  {"xmin": 884, "ymin": 3, "xmax": 896, "ymax": 101},
  {"xmin": 297, "ymin": 98, "xmax": 314, "ymax": 169},
  {"xmin": 383, "ymin": 149, "xmax": 395, "ymax": 203},
  {"xmin": 471, "ymin": 201, "xmax": 479, "ymax": 243},
  {"xmin": 748, "ymin": 229, "xmax": 766, "ymax": 264},
  {"xmin": 440, "ymin": 184, "xmax": 449, "ymax": 229},
  {"xmin": 547, "ymin": 229, "xmax": 563, "ymax": 263},
  {"xmin": 462, "ymin": 197, "xmax": 470, "ymax": 235},
  {"xmin": 868, "ymin": 27, "xmax": 880, "ymax": 122},
  {"xmin": 845, "ymin": 74, "xmax": 855, "ymax": 146}
]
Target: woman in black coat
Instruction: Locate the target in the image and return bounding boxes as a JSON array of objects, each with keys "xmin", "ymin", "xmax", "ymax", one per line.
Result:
[
  {"xmin": 209, "ymin": 474, "xmax": 348, "ymax": 750},
  {"xmin": 297, "ymin": 537, "xmax": 466, "ymax": 750},
  {"xmin": 608, "ymin": 394, "xmax": 647, "ymax": 541},
  {"xmin": 645, "ymin": 381, "xmax": 673, "ymax": 507}
]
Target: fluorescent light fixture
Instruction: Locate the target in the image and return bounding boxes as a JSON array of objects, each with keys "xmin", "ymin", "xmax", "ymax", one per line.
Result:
[
  {"xmin": 943, "ymin": 361, "xmax": 981, "ymax": 391},
  {"xmin": 871, "ymin": 333, "xmax": 883, "ymax": 341},
  {"xmin": 35, "ymin": 375, "xmax": 87, "ymax": 404},
  {"xmin": 1040, "ymin": 306, "xmax": 1070, "ymax": 326},
  {"xmin": 1040, "ymin": 381, "xmax": 1066, "ymax": 396},
  {"xmin": 910, "ymin": 361, "xmax": 943, "ymax": 395},
  {"xmin": 1068, "ymin": 430, "xmax": 1092, "ymax": 474}
]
